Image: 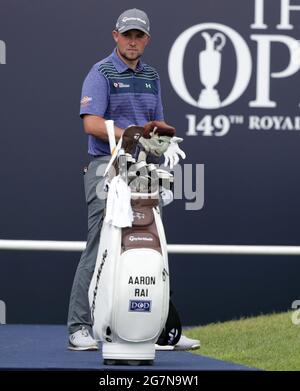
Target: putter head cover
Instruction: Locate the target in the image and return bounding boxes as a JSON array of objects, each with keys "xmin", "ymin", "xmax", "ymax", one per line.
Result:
[{"xmin": 143, "ymin": 121, "xmax": 176, "ymax": 139}]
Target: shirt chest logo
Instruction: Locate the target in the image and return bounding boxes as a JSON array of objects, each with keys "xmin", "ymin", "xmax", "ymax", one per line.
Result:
[{"xmin": 113, "ymin": 82, "xmax": 130, "ymax": 88}]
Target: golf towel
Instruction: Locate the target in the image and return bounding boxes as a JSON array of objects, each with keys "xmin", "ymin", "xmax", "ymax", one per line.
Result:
[{"xmin": 105, "ymin": 175, "xmax": 133, "ymax": 227}]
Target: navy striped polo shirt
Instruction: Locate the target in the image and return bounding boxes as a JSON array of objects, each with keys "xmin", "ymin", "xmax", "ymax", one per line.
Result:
[{"xmin": 80, "ymin": 49, "xmax": 164, "ymax": 156}]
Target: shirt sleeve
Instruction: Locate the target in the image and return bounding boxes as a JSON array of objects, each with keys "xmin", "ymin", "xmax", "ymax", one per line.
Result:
[
  {"xmin": 79, "ymin": 64, "xmax": 109, "ymax": 117},
  {"xmin": 154, "ymin": 76, "xmax": 164, "ymax": 121}
]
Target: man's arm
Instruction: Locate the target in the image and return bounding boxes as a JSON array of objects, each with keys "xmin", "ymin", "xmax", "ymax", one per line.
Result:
[{"xmin": 82, "ymin": 114, "xmax": 124, "ymax": 142}]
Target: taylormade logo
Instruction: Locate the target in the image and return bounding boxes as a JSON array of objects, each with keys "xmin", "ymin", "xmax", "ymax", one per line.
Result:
[
  {"xmin": 0, "ymin": 40, "xmax": 6, "ymax": 64},
  {"xmin": 133, "ymin": 211, "xmax": 145, "ymax": 220},
  {"xmin": 122, "ymin": 17, "xmax": 146, "ymax": 25},
  {"xmin": 129, "ymin": 235, "xmax": 153, "ymax": 242}
]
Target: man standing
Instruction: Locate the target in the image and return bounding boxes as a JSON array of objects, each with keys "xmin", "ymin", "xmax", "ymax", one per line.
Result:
[{"xmin": 68, "ymin": 8, "xmax": 200, "ymax": 351}]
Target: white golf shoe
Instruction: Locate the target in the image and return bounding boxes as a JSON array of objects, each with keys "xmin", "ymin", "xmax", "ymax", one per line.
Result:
[
  {"xmin": 68, "ymin": 326, "xmax": 99, "ymax": 351},
  {"xmin": 155, "ymin": 334, "xmax": 200, "ymax": 351}
]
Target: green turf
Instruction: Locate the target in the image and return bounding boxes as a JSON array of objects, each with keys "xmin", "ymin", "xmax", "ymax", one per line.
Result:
[{"xmin": 184, "ymin": 311, "xmax": 300, "ymax": 370}]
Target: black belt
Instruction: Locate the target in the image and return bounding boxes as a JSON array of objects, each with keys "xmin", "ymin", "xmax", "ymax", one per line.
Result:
[{"xmin": 90, "ymin": 154, "xmax": 107, "ymax": 158}]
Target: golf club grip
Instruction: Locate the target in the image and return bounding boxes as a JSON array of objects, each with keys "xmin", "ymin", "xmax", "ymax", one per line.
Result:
[{"xmin": 105, "ymin": 120, "xmax": 116, "ymax": 154}]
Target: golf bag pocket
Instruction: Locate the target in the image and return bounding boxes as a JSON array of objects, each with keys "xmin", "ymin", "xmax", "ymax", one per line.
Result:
[{"xmin": 112, "ymin": 248, "xmax": 169, "ymax": 342}]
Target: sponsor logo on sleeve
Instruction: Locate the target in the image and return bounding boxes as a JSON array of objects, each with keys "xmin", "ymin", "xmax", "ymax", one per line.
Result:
[{"xmin": 80, "ymin": 96, "xmax": 93, "ymax": 106}]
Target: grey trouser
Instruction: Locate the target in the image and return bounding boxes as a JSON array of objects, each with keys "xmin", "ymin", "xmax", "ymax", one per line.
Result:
[{"xmin": 67, "ymin": 155, "xmax": 110, "ymax": 334}]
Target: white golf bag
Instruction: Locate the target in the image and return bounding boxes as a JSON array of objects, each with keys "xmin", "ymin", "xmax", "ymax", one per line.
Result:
[{"xmin": 88, "ymin": 124, "xmax": 175, "ymax": 365}]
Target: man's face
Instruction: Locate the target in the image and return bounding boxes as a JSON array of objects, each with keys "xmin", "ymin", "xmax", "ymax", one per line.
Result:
[{"xmin": 112, "ymin": 29, "xmax": 150, "ymax": 62}]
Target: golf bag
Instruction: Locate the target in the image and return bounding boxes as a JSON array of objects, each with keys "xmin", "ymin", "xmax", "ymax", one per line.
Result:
[{"xmin": 88, "ymin": 124, "xmax": 178, "ymax": 365}]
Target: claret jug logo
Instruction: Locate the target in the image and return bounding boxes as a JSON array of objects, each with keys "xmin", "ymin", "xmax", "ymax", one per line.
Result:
[
  {"xmin": 169, "ymin": 24, "xmax": 252, "ymax": 110},
  {"xmin": 168, "ymin": 0, "xmax": 300, "ymax": 136}
]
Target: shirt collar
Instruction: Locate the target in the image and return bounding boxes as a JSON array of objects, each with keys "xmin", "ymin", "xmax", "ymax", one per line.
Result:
[{"xmin": 111, "ymin": 49, "xmax": 145, "ymax": 73}]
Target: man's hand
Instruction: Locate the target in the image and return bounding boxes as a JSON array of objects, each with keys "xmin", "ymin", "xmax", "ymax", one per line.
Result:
[
  {"xmin": 143, "ymin": 121, "xmax": 175, "ymax": 138},
  {"xmin": 164, "ymin": 137, "xmax": 186, "ymax": 169}
]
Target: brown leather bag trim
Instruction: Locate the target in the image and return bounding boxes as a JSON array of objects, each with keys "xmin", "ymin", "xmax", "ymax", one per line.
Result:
[{"xmin": 122, "ymin": 207, "xmax": 162, "ymax": 254}]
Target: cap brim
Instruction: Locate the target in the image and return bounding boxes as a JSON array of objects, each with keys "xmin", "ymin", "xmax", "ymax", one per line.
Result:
[{"xmin": 117, "ymin": 25, "xmax": 150, "ymax": 36}]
